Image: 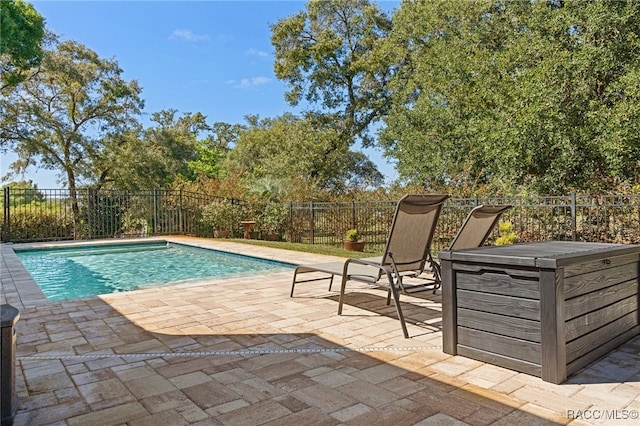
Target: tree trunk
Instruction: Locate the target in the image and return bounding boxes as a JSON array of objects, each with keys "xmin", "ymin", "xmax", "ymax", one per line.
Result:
[{"xmin": 67, "ymin": 170, "xmax": 81, "ymax": 239}]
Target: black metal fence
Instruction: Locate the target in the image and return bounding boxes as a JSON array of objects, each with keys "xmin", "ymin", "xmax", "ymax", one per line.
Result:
[
  {"xmin": 287, "ymin": 194, "xmax": 640, "ymax": 253},
  {"xmin": 1, "ymin": 188, "xmax": 244, "ymax": 243},
  {"xmin": 2, "ymin": 188, "xmax": 639, "ymax": 254}
]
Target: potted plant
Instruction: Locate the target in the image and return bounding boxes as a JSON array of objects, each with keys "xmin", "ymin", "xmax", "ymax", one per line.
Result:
[
  {"xmin": 200, "ymin": 199, "xmax": 239, "ymax": 238},
  {"xmin": 259, "ymin": 202, "xmax": 289, "ymax": 241},
  {"xmin": 344, "ymin": 228, "xmax": 365, "ymax": 251}
]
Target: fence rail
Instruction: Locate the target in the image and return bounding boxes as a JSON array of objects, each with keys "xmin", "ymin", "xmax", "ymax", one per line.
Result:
[
  {"xmin": 1, "ymin": 188, "xmax": 242, "ymax": 243},
  {"xmin": 2, "ymin": 189, "xmax": 639, "ymax": 254},
  {"xmin": 289, "ymin": 194, "xmax": 640, "ymax": 253}
]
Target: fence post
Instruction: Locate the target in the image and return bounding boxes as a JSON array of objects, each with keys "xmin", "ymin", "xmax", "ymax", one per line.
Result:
[
  {"xmin": 153, "ymin": 189, "xmax": 158, "ymax": 235},
  {"xmin": 86, "ymin": 188, "xmax": 93, "ymax": 240},
  {"xmin": 309, "ymin": 201, "xmax": 314, "ymax": 245},
  {"xmin": 571, "ymin": 192, "xmax": 577, "ymax": 241},
  {"xmin": 178, "ymin": 189, "xmax": 184, "ymax": 234},
  {"xmin": 287, "ymin": 202, "xmax": 292, "ymax": 242},
  {"xmin": 3, "ymin": 187, "xmax": 10, "ymax": 242},
  {"xmin": 351, "ymin": 201, "xmax": 356, "ymax": 230}
]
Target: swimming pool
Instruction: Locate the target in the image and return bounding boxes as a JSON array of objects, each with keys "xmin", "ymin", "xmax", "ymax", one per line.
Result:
[{"xmin": 15, "ymin": 241, "xmax": 294, "ymax": 301}]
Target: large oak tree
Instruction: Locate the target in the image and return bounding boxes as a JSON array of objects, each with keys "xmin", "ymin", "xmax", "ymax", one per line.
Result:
[
  {"xmin": 379, "ymin": 0, "xmax": 640, "ymax": 194},
  {"xmin": 0, "ymin": 40, "xmax": 143, "ymax": 234},
  {"xmin": 271, "ymin": 0, "xmax": 393, "ymax": 182}
]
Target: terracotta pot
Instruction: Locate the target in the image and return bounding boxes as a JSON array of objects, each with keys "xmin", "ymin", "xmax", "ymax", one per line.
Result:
[{"xmin": 344, "ymin": 240, "xmax": 365, "ymax": 252}]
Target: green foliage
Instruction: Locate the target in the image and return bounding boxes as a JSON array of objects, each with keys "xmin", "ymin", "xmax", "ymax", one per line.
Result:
[
  {"xmin": 0, "ymin": 39, "xmax": 143, "ymax": 192},
  {"xmin": 1, "ymin": 181, "xmax": 44, "ymax": 205},
  {"xmin": 259, "ymin": 202, "xmax": 289, "ymax": 235},
  {"xmin": 120, "ymin": 211, "xmax": 148, "ymax": 236},
  {"xmin": 98, "ymin": 110, "xmax": 220, "ymax": 190},
  {"xmin": 187, "ymin": 121, "xmax": 240, "ymax": 180},
  {"xmin": 4, "ymin": 205, "xmax": 73, "ymax": 242},
  {"xmin": 247, "ymin": 177, "xmax": 290, "ymax": 203},
  {"xmin": 495, "ymin": 221, "xmax": 517, "ymax": 246},
  {"xmin": 224, "ymin": 114, "xmax": 383, "ymax": 193},
  {"xmin": 379, "ymin": 0, "xmax": 640, "ymax": 194},
  {"xmin": 188, "ymin": 143, "xmax": 223, "ymax": 180},
  {"xmin": 271, "ymin": 0, "xmax": 392, "ymax": 177},
  {"xmin": 344, "ymin": 228, "xmax": 360, "ymax": 241},
  {"xmin": 200, "ymin": 199, "xmax": 240, "ymax": 231},
  {"xmin": 0, "ymin": 0, "xmax": 45, "ymax": 89}
]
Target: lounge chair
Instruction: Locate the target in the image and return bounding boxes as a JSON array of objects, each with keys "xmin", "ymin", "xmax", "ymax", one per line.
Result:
[
  {"xmin": 291, "ymin": 194, "xmax": 450, "ymax": 338},
  {"xmin": 430, "ymin": 204, "xmax": 512, "ymax": 284}
]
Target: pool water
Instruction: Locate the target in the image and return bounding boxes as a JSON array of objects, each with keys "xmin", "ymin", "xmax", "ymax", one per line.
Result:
[{"xmin": 16, "ymin": 242, "xmax": 294, "ymax": 301}]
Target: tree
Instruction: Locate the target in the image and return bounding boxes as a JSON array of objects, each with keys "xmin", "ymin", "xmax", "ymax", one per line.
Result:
[
  {"xmin": 224, "ymin": 113, "xmax": 383, "ymax": 194},
  {"xmin": 94, "ymin": 110, "xmax": 226, "ymax": 190},
  {"xmin": 0, "ymin": 39, "xmax": 143, "ymax": 235},
  {"xmin": 379, "ymin": 0, "xmax": 640, "ymax": 194},
  {"xmin": 271, "ymin": 0, "xmax": 393, "ymax": 176},
  {"xmin": 1, "ymin": 180, "xmax": 45, "ymax": 205},
  {"xmin": 187, "ymin": 121, "xmax": 241, "ymax": 180},
  {"xmin": 93, "ymin": 112, "xmax": 241, "ymax": 190},
  {"xmin": 0, "ymin": 0, "xmax": 45, "ymax": 90}
]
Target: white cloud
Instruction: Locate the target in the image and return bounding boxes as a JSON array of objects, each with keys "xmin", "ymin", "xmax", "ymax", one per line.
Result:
[
  {"xmin": 246, "ymin": 48, "xmax": 269, "ymax": 57},
  {"xmin": 169, "ymin": 29, "xmax": 210, "ymax": 42},
  {"xmin": 228, "ymin": 76, "xmax": 272, "ymax": 90}
]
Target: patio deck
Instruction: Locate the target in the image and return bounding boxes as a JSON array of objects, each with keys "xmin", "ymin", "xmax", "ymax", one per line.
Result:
[{"xmin": 1, "ymin": 236, "xmax": 639, "ymax": 425}]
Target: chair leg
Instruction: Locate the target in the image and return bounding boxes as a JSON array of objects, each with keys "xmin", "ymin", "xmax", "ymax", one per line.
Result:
[
  {"xmin": 387, "ymin": 275, "xmax": 409, "ymax": 338},
  {"xmin": 291, "ymin": 269, "xmax": 336, "ymax": 297},
  {"xmin": 432, "ymin": 262, "xmax": 442, "ymax": 294},
  {"xmin": 290, "ymin": 270, "xmax": 299, "ymax": 297},
  {"xmin": 337, "ymin": 274, "xmax": 349, "ymax": 315}
]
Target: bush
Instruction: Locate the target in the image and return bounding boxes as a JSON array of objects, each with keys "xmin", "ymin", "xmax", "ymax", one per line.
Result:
[
  {"xmin": 5, "ymin": 207, "xmax": 74, "ymax": 241},
  {"xmin": 259, "ymin": 202, "xmax": 289, "ymax": 235},
  {"xmin": 495, "ymin": 221, "xmax": 517, "ymax": 246},
  {"xmin": 200, "ymin": 199, "xmax": 241, "ymax": 231}
]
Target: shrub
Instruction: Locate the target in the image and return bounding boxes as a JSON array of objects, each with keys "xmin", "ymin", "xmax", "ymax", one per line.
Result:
[
  {"xmin": 495, "ymin": 221, "xmax": 517, "ymax": 246},
  {"xmin": 200, "ymin": 199, "xmax": 240, "ymax": 231},
  {"xmin": 259, "ymin": 202, "xmax": 289, "ymax": 235},
  {"xmin": 344, "ymin": 229, "xmax": 360, "ymax": 241}
]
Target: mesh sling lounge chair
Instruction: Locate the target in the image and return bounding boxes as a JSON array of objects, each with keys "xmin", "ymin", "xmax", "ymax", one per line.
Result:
[
  {"xmin": 291, "ymin": 194, "xmax": 450, "ymax": 338},
  {"xmin": 431, "ymin": 204, "xmax": 512, "ymax": 284}
]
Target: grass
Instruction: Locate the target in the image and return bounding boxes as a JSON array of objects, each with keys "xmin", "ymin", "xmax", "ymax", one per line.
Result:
[{"xmin": 226, "ymin": 238, "xmax": 379, "ymax": 258}]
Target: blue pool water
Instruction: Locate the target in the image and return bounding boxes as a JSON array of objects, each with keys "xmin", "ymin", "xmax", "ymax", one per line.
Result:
[{"xmin": 16, "ymin": 242, "xmax": 294, "ymax": 301}]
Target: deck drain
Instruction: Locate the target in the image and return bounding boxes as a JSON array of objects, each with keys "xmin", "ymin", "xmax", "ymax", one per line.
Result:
[{"xmin": 19, "ymin": 345, "xmax": 442, "ymax": 361}]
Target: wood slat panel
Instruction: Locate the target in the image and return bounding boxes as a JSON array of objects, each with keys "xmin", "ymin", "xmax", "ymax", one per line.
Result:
[
  {"xmin": 457, "ymin": 271, "xmax": 540, "ymax": 299},
  {"xmin": 457, "ymin": 289, "xmax": 541, "ymax": 321},
  {"xmin": 458, "ymin": 327, "xmax": 541, "ymax": 364},
  {"xmin": 565, "ymin": 279, "xmax": 638, "ymax": 321},
  {"xmin": 563, "ymin": 254, "xmax": 639, "ymax": 278},
  {"xmin": 452, "ymin": 262, "xmax": 540, "ymax": 278},
  {"xmin": 564, "ymin": 262, "xmax": 638, "ymax": 299},
  {"xmin": 458, "ymin": 308, "xmax": 541, "ymax": 342},
  {"xmin": 457, "ymin": 346, "xmax": 542, "ymax": 377},
  {"xmin": 567, "ymin": 326, "xmax": 640, "ymax": 375},
  {"xmin": 565, "ymin": 296, "xmax": 637, "ymax": 341},
  {"xmin": 566, "ymin": 312, "xmax": 639, "ymax": 363}
]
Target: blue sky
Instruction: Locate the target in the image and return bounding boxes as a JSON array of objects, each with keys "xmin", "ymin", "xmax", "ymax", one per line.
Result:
[{"xmin": 3, "ymin": 0, "xmax": 399, "ymax": 188}]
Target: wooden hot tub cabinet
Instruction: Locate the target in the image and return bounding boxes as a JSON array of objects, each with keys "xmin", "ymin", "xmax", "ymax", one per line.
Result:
[{"xmin": 439, "ymin": 241, "xmax": 640, "ymax": 384}]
